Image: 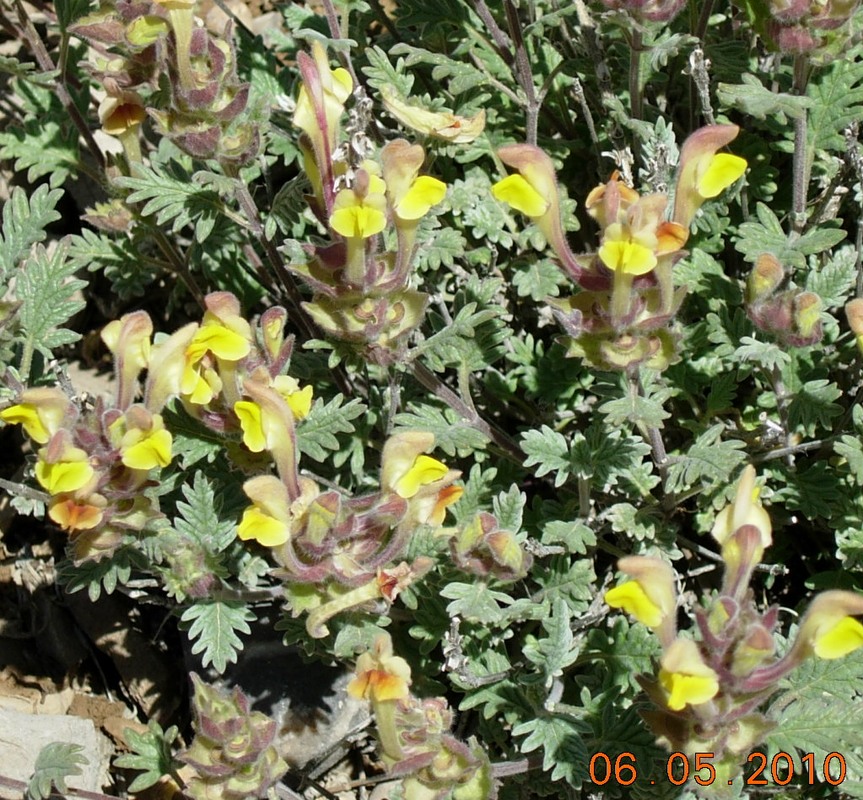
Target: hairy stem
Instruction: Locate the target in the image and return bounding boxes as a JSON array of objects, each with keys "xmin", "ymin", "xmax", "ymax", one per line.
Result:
[
  {"xmin": 791, "ymin": 54, "xmax": 811, "ymax": 233},
  {"xmin": 504, "ymin": 0, "xmax": 540, "ymax": 145},
  {"xmin": 12, "ymin": 0, "xmax": 105, "ymax": 172},
  {"xmin": 408, "ymin": 361, "xmax": 525, "ymax": 465},
  {"xmin": 629, "ymin": 27, "xmax": 644, "ymax": 121}
]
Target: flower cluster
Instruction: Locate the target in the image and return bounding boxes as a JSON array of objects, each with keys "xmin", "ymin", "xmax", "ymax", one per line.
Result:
[
  {"xmin": 605, "ymin": 466, "xmax": 863, "ymax": 785},
  {"xmin": 347, "ymin": 633, "xmax": 495, "ymax": 800},
  {"xmin": 746, "ymin": 252, "xmax": 823, "ymax": 347},
  {"xmin": 745, "ymin": 0, "xmax": 863, "ymax": 54},
  {"xmin": 288, "ymin": 44, "xmax": 447, "ymax": 364},
  {"xmin": 0, "ymin": 292, "xmax": 309, "ymax": 566},
  {"xmin": 1, "ymin": 313, "xmax": 173, "ymax": 562},
  {"xmin": 72, "ymin": 0, "xmax": 257, "ymax": 166},
  {"xmin": 237, "ymin": 428, "xmax": 463, "ymax": 638},
  {"xmin": 492, "ymin": 125, "xmax": 746, "ymax": 371},
  {"xmin": 180, "ymin": 674, "xmax": 288, "ymax": 800}
]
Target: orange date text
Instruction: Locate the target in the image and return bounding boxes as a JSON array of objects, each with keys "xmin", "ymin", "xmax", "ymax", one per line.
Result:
[{"xmin": 588, "ymin": 751, "xmax": 847, "ymax": 787}]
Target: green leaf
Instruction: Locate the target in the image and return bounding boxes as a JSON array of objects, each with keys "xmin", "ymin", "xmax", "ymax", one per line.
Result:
[
  {"xmin": 492, "ymin": 484, "xmax": 525, "ymax": 532},
  {"xmin": 807, "ymin": 52, "xmax": 863, "ymax": 154},
  {"xmin": 732, "ymin": 336, "xmax": 792, "ymax": 371},
  {"xmin": 717, "ymin": 73, "xmax": 813, "ymax": 122},
  {"xmin": 522, "ymin": 599, "xmax": 581, "ymax": 683},
  {"xmin": 390, "ymin": 43, "xmax": 487, "ymax": 95},
  {"xmin": 113, "ymin": 721, "xmax": 180, "ymax": 792},
  {"xmin": 180, "ymin": 601, "xmax": 254, "ymax": 674},
  {"xmin": 27, "ymin": 743, "xmax": 87, "ymax": 800},
  {"xmin": 439, "ymin": 581, "xmax": 513, "ymax": 625},
  {"xmin": 734, "ymin": 202, "xmax": 803, "ymax": 268},
  {"xmin": 533, "ymin": 556, "xmax": 594, "ymax": 611},
  {"xmin": 296, "ymin": 394, "xmax": 365, "ymax": 463},
  {"xmin": 0, "ymin": 99, "xmax": 78, "ymax": 187},
  {"xmin": 665, "ymin": 424, "xmax": 747, "ymax": 495},
  {"xmin": 586, "ymin": 616, "xmax": 662, "ymax": 693},
  {"xmin": 420, "ymin": 299, "xmax": 508, "ymax": 373},
  {"xmin": 60, "ymin": 546, "xmax": 137, "ymax": 601},
  {"xmin": 362, "ymin": 46, "xmax": 415, "ymax": 96},
  {"xmin": 835, "ymin": 436, "xmax": 863, "ymax": 486},
  {"xmin": 173, "ymin": 472, "xmax": 236, "ymax": 553},
  {"xmin": 607, "ymin": 502, "xmax": 661, "ymax": 542},
  {"xmin": 0, "ymin": 185, "xmax": 63, "ymax": 280},
  {"xmin": 806, "ymin": 245, "xmax": 857, "ymax": 309},
  {"xmin": 786, "ymin": 379, "xmax": 842, "ymax": 434},
  {"xmin": 599, "ymin": 389, "xmax": 671, "ymax": 428},
  {"xmin": 706, "ymin": 370, "xmax": 739, "ymax": 416},
  {"xmin": 573, "ymin": 422, "xmax": 652, "ymax": 490},
  {"xmin": 513, "ymin": 713, "xmax": 589, "ymax": 786},
  {"xmin": 540, "ymin": 518, "xmax": 597, "ymax": 555},
  {"xmin": 55, "ymin": 0, "xmax": 91, "ymax": 30},
  {"xmin": 795, "ymin": 225, "xmax": 847, "ymax": 257},
  {"xmin": 511, "ymin": 258, "xmax": 565, "ymax": 300},
  {"xmin": 448, "ymin": 169, "xmax": 516, "ymax": 248},
  {"xmin": 162, "ymin": 404, "xmax": 224, "ymax": 469},
  {"xmin": 115, "ymin": 165, "xmax": 231, "ymax": 243},
  {"xmin": 16, "ymin": 241, "xmax": 86, "ymax": 363},
  {"xmin": 393, "ymin": 403, "xmax": 490, "ymax": 458},
  {"xmin": 414, "ymin": 225, "xmax": 467, "ymax": 272},
  {"xmin": 767, "ymin": 650, "xmax": 863, "ymax": 783},
  {"xmin": 522, "ymin": 425, "xmax": 571, "ymax": 487},
  {"xmin": 67, "ymin": 228, "xmax": 161, "ymax": 299}
]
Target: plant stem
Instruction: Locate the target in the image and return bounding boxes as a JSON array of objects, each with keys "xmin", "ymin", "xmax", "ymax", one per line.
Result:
[
  {"xmin": 791, "ymin": 54, "xmax": 811, "ymax": 234},
  {"xmin": 629, "ymin": 27, "xmax": 644, "ymax": 121},
  {"xmin": 694, "ymin": 0, "xmax": 715, "ymax": 41},
  {"xmin": 12, "ymin": 0, "xmax": 105, "ymax": 172},
  {"xmin": 408, "ymin": 361, "xmax": 525, "ymax": 464},
  {"xmin": 472, "ymin": 0, "xmax": 513, "ymax": 55},
  {"xmin": 503, "ymin": 0, "xmax": 540, "ymax": 145}
]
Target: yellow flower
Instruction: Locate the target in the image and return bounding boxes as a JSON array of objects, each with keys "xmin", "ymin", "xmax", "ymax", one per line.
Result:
[
  {"xmin": 234, "ymin": 400, "xmax": 270, "ymax": 453},
  {"xmin": 491, "ymin": 173, "xmax": 549, "ymax": 218},
  {"xmin": 237, "ymin": 475, "xmax": 291, "ymax": 547},
  {"xmin": 346, "ymin": 633, "xmax": 412, "ymax": 703},
  {"xmin": 272, "ymin": 376, "xmax": 313, "ymax": 420},
  {"xmin": 696, "ymin": 153, "xmax": 748, "ymax": 199},
  {"xmin": 49, "ymin": 495, "xmax": 106, "ymax": 532},
  {"xmin": 606, "ymin": 581, "xmax": 664, "ymax": 627},
  {"xmin": 185, "ymin": 322, "xmax": 251, "ymax": 364},
  {"xmin": 796, "ymin": 590, "xmax": 863, "ymax": 660},
  {"xmin": 379, "ymin": 85, "xmax": 486, "ymax": 144},
  {"xmin": 293, "ymin": 42, "xmax": 352, "ymax": 145},
  {"xmin": 712, "ymin": 465, "xmax": 772, "ymax": 550},
  {"xmin": 659, "ymin": 639, "xmax": 719, "ymax": 711},
  {"xmin": 0, "ymin": 388, "xmax": 68, "ymax": 444},
  {"xmin": 598, "ymin": 234, "xmax": 658, "ymax": 276},
  {"xmin": 393, "ymin": 454, "xmax": 449, "ymax": 499},
  {"xmin": 604, "ymin": 556, "xmax": 677, "ymax": 628},
  {"xmin": 673, "ymin": 124, "xmax": 746, "ymax": 229},
  {"xmin": 98, "ymin": 92, "xmax": 146, "ymax": 136},
  {"xmin": 812, "ymin": 617, "xmax": 863, "ymax": 659},
  {"xmin": 35, "ymin": 446, "xmax": 94, "ymax": 495},
  {"xmin": 119, "ymin": 419, "xmax": 172, "ymax": 470},
  {"xmin": 394, "ymin": 175, "xmax": 447, "ymax": 221},
  {"xmin": 330, "ymin": 187, "xmax": 387, "ymax": 239}
]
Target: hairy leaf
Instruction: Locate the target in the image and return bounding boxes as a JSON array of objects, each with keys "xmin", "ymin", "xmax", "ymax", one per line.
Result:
[
  {"xmin": 513, "ymin": 713, "xmax": 589, "ymax": 786},
  {"xmin": 296, "ymin": 394, "xmax": 366, "ymax": 463},
  {"xmin": 0, "ymin": 185, "xmax": 63, "ymax": 281},
  {"xmin": 717, "ymin": 73, "xmax": 813, "ymax": 122},
  {"xmin": 26, "ymin": 743, "xmax": 87, "ymax": 800},
  {"xmin": 16, "ymin": 241, "xmax": 86, "ymax": 364},
  {"xmin": 114, "ymin": 721, "xmax": 180, "ymax": 792},
  {"xmin": 116, "ymin": 165, "xmax": 231, "ymax": 243},
  {"xmin": 180, "ymin": 600, "xmax": 254, "ymax": 674}
]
